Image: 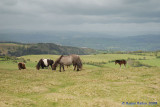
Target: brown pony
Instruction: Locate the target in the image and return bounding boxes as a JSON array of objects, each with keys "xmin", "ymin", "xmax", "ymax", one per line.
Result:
[
  {"xmin": 115, "ymin": 60, "xmax": 127, "ymax": 67},
  {"xmin": 18, "ymin": 62, "xmax": 26, "ymax": 70},
  {"xmin": 52, "ymin": 54, "xmax": 82, "ymax": 72}
]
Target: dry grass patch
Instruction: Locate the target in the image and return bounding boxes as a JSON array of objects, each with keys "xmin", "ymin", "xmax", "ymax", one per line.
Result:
[{"xmin": 45, "ymin": 93, "xmax": 76, "ymax": 101}]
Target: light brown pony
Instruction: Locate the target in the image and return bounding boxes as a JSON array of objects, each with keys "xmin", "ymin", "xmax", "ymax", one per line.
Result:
[
  {"xmin": 18, "ymin": 62, "xmax": 26, "ymax": 70},
  {"xmin": 52, "ymin": 54, "xmax": 82, "ymax": 72}
]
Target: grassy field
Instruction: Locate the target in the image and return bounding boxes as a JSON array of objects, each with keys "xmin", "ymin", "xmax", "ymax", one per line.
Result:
[{"xmin": 0, "ymin": 54, "xmax": 160, "ymax": 107}]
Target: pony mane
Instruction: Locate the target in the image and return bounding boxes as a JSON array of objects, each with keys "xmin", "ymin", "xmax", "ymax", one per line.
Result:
[{"xmin": 55, "ymin": 55, "xmax": 63, "ymax": 64}]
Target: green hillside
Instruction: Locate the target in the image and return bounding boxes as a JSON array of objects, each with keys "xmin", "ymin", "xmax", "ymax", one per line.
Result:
[{"xmin": 0, "ymin": 42, "xmax": 96, "ymax": 56}]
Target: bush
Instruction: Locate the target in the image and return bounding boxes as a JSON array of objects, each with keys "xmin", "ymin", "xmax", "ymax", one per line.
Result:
[
  {"xmin": 18, "ymin": 58, "xmax": 27, "ymax": 63},
  {"xmin": 11, "ymin": 56, "xmax": 18, "ymax": 60},
  {"xmin": 127, "ymin": 57, "xmax": 136, "ymax": 60},
  {"xmin": 84, "ymin": 61, "xmax": 107, "ymax": 67},
  {"xmin": 4, "ymin": 55, "xmax": 11, "ymax": 60},
  {"xmin": 127, "ymin": 60, "xmax": 152, "ymax": 67},
  {"xmin": 12, "ymin": 60, "xmax": 18, "ymax": 63},
  {"xmin": 156, "ymin": 56, "xmax": 160, "ymax": 59},
  {"xmin": 27, "ymin": 59, "xmax": 30, "ymax": 61},
  {"xmin": 108, "ymin": 60, "xmax": 115, "ymax": 63}
]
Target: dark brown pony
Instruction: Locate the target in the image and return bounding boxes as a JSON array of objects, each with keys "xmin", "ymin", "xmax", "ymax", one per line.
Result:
[
  {"xmin": 52, "ymin": 54, "xmax": 82, "ymax": 72},
  {"xmin": 115, "ymin": 60, "xmax": 127, "ymax": 67},
  {"xmin": 18, "ymin": 62, "xmax": 26, "ymax": 70}
]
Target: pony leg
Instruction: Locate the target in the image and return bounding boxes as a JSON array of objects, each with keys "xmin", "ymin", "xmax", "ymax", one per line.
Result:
[
  {"xmin": 50, "ymin": 65, "xmax": 52, "ymax": 69},
  {"xmin": 74, "ymin": 65, "xmax": 76, "ymax": 71},
  {"xmin": 42, "ymin": 66, "xmax": 44, "ymax": 69},
  {"xmin": 59, "ymin": 64, "xmax": 61, "ymax": 72},
  {"xmin": 63, "ymin": 65, "xmax": 65, "ymax": 71},
  {"xmin": 77, "ymin": 68, "xmax": 79, "ymax": 71},
  {"xmin": 124, "ymin": 64, "xmax": 126, "ymax": 67},
  {"xmin": 77, "ymin": 65, "xmax": 79, "ymax": 71},
  {"xmin": 48, "ymin": 65, "xmax": 52, "ymax": 70},
  {"xmin": 47, "ymin": 65, "xmax": 49, "ymax": 70}
]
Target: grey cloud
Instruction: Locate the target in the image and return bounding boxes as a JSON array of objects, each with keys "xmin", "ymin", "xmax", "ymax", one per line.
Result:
[
  {"xmin": 0, "ymin": 0, "xmax": 160, "ymax": 36},
  {"xmin": 123, "ymin": 0, "xmax": 151, "ymax": 4},
  {"xmin": 1, "ymin": 0, "xmax": 18, "ymax": 6}
]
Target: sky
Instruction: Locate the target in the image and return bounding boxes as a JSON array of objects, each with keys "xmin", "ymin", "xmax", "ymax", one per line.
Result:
[{"xmin": 0, "ymin": 0, "xmax": 160, "ymax": 37}]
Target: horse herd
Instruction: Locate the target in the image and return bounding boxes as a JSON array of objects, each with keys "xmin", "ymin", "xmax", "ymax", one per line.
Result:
[
  {"xmin": 18, "ymin": 54, "xmax": 127, "ymax": 71},
  {"xmin": 18, "ymin": 54, "xmax": 83, "ymax": 72}
]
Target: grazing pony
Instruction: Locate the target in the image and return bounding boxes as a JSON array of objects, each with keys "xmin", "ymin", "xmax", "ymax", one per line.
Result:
[
  {"xmin": 36, "ymin": 59, "xmax": 54, "ymax": 70},
  {"xmin": 115, "ymin": 60, "xmax": 127, "ymax": 67},
  {"xmin": 18, "ymin": 62, "xmax": 26, "ymax": 70},
  {"xmin": 52, "ymin": 54, "xmax": 82, "ymax": 72}
]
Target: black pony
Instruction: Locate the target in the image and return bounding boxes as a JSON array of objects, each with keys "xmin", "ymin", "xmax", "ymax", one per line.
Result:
[{"xmin": 36, "ymin": 59, "xmax": 54, "ymax": 70}]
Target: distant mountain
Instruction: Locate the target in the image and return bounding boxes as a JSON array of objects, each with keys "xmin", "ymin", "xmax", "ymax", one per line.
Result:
[
  {"xmin": 0, "ymin": 42, "xmax": 96, "ymax": 56},
  {"xmin": 0, "ymin": 32, "xmax": 160, "ymax": 51}
]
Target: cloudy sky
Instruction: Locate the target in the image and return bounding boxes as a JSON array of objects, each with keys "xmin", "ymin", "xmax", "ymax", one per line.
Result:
[{"xmin": 0, "ymin": 0, "xmax": 160, "ymax": 36}]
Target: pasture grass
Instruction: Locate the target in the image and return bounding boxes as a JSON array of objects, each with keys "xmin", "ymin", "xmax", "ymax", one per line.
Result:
[
  {"xmin": 139, "ymin": 59, "xmax": 160, "ymax": 67},
  {"xmin": 0, "ymin": 54, "xmax": 159, "ymax": 107}
]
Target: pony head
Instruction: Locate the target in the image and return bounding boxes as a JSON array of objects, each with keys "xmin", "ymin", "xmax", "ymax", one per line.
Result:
[
  {"xmin": 36, "ymin": 64, "xmax": 40, "ymax": 70},
  {"xmin": 22, "ymin": 63, "xmax": 26, "ymax": 69},
  {"xmin": 52, "ymin": 55, "xmax": 63, "ymax": 70},
  {"xmin": 36, "ymin": 59, "xmax": 42, "ymax": 70},
  {"xmin": 77, "ymin": 59, "xmax": 83, "ymax": 70},
  {"xmin": 115, "ymin": 60, "xmax": 119, "ymax": 65}
]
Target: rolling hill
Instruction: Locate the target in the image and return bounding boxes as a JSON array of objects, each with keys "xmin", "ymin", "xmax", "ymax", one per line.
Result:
[
  {"xmin": 0, "ymin": 42, "xmax": 96, "ymax": 56},
  {"xmin": 0, "ymin": 32, "xmax": 160, "ymax": 51}
]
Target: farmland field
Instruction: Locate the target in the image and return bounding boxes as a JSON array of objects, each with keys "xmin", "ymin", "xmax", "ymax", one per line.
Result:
[{"xmin": 0, "ymin": 54, "xmax": 160, "ymax": 107}]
